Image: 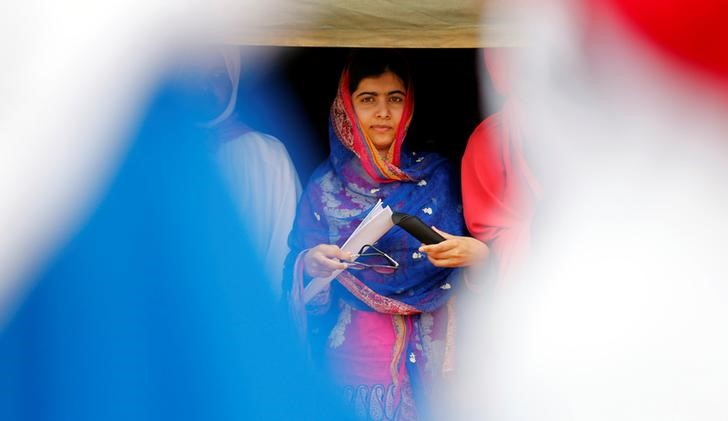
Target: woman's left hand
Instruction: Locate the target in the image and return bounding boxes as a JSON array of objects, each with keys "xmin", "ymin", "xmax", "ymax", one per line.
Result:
[{"xmin": 418, "ymin": 227, "xmax": 489, "ymax": 268}]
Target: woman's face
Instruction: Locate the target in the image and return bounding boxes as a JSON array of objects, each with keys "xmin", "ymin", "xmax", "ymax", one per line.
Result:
[
  {"xmin": 178, "ymin": 53, "xmax": 232, "ymax": 122},
  {"xmin": 351, "ymin": 71, "xmax": 406, "ymax": 159}
]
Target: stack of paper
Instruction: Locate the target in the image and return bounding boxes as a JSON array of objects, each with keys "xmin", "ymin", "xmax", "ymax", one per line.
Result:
[{"xmin": 303, "ymin": 200, "xmax": 394, "ymax": 303}]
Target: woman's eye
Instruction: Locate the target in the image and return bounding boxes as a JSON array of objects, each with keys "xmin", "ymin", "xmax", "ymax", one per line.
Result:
[
  {"xmin": 360, "ymin": 96, "xmax": 375, "ymax": 104},
  {"xmin": 388, "ymin": 96, "xmax": 404, "ymax": 104}
]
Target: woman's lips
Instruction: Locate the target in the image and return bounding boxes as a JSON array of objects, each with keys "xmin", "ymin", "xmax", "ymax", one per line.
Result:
[{"xmin": 371, "ymin": 125, "xmax": 392, "ymax": 132}]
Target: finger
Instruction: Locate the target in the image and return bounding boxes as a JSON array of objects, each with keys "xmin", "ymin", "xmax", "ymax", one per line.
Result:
[
  {"xmin": 439, "ymin": 256, "xmax": 465, "ymax": 266},
  {"xmin": 420, "ymin": 239, "xmax": 458, "ymax": 254},
  {"xmin": 426, "ymin": 251, "xmax": 457, "ymax": 263},
  {"xmin": 332, "ymin": 260, "xmax": 348, "ymax": 270},
  {"xmin": 319, "ymin": 246, "xmax": 353, "ymax": 262},
  {"xmin": 335, "ymin": 249, "xmax": 355, "ymax": 262},
  {"xmin": 426, "ymin": 255, "xmax": 460, "ymax": 268},
  {"xmin": 316, "ymin": 257, "xmax": 343, "ymax": 270},
  {"xmin": 318, "ymin": 244, "xmax": 341, "ymax": 257},
  {"xmin": 421, "ymin": 247, "xmax": 453, "ymax": 260},
  {"xmin": 316, "ymin": 255, "xmax": 347, "ymax": 270},
  {"xmin": 431, "ymin": 226, "xmax": 456, "ymax": 240},
  {"xmin": 312, "ymin": 245, "xmax": 345, "ymax": 262}
]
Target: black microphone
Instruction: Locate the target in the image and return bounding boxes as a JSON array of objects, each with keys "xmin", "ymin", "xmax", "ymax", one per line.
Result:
[{"xmin": 391, "ymin": 211, "xmax": 446, "ymax": 245}]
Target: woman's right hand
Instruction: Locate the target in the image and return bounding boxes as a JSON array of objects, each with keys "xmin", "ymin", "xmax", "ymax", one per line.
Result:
[
  {"xmin": 303, "ymin": 244, "xmax": 353, "ymax": 278},
  {"xmin": 418, "ymin": 227, "xmax": 490, "ymax": 268}
]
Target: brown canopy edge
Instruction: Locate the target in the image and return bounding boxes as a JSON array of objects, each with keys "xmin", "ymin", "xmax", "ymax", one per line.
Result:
[{"xmin": 218, "ymin": 0, "xmax": 522, "ymax": 48}]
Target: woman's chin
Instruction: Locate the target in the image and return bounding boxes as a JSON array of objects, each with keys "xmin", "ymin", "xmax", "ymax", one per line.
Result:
[{"xmin": 370, "ymin": 138, "xmax": 394, "ymax": 152}]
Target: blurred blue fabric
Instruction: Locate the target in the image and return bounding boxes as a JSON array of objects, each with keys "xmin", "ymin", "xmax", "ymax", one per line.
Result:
[{"xmin": 0, "ymin": 78, "xmax": 349, "ymax": 420}]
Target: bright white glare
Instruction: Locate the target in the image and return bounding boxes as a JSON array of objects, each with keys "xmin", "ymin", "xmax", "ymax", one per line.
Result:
[
  {"xmin": 0, "ymin": 0, "xmax": 273, "ymax": 325},
  {"xmin": 451, "ymin": 1, "xmax": 728, "ymax": 420}
]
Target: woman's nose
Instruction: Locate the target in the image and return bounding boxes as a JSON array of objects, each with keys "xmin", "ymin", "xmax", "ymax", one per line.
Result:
[{"xmin": 375, "ymin": 102, "xmax": 391, "ymax": 119}]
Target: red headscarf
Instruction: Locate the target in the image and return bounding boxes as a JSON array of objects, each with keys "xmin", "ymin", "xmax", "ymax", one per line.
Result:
[{"xmin": 330, "ymin": 67, "xmax": 414, "ymax": 183}]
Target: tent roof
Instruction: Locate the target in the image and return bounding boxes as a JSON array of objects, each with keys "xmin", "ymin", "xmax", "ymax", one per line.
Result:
[{"xmin": 227, "ymin": 0, "xmax": 518, "ymax": 48}]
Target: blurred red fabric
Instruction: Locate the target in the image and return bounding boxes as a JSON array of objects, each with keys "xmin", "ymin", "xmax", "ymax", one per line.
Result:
[{"xmin": 587, "ymin": 0, "xmax": 728, "ymax": 85}]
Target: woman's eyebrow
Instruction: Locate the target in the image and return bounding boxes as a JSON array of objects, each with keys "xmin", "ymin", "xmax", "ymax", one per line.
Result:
[
  {"xmin": 354, "ymin": 90, "xmax": 406, "ymax": 98},
  {"xmin": 355, "ymin": 91, "xmax": 378, "ymax": 98}
]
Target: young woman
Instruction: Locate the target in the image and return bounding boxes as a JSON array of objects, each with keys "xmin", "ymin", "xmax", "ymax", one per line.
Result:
[{"xmin": 285, "ymin": 50, "xmax": 466, "ymax": 420}]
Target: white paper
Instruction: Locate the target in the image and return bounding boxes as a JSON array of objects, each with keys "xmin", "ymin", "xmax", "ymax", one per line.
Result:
[
  {"xmin": 303, "ymin": 200, "xmax": 394, "ymax": 304},
  {"xmin": 348, "ymin": 199, "xmax": 384, "ymax": 241}
]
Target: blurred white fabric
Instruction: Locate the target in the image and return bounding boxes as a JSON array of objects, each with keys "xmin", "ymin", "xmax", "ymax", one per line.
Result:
[
  {"xmin": 216, "ymin": 131, "xmax": 302, "ymax": 298},
  {"xmin": 450, "ymin": 1, "xmax": 728, "ymax": 420},
  {"xmin": 0, "ymin": 0, "xmax": 271, "ymax": 324}
]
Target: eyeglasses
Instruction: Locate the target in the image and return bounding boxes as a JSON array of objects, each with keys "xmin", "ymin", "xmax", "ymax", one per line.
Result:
[{"xmin": 347, "ymin": 244, "xmax": 399, "ymax": 274}]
